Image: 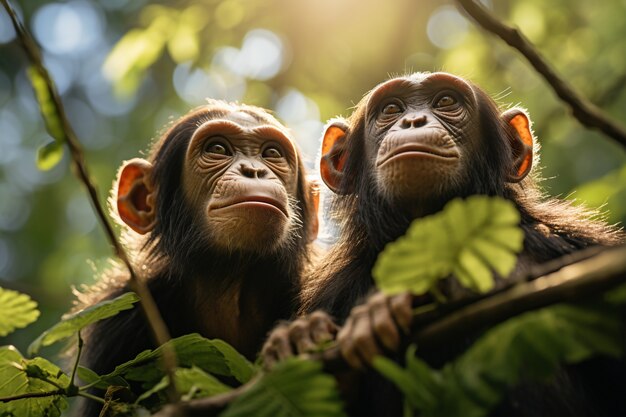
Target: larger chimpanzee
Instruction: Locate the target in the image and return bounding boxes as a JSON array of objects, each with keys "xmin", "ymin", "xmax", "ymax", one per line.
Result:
[
  {"xmin": 262, "ymin": 72, "xmax": 624, "ymax": 416},
  {"xmin": 75, "ymin": 101, "xmax": 318, "ymax": 415}
]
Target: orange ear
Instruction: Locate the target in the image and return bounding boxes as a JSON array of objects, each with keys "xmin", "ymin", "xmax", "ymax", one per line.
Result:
[
  {"xmin": 320, "ymin": 120, "xmax": 350, "ymax": 194},
  {"xmin": 117, "ymin": 158, "xmax": 156, "ymax": 234},
  {"xmin": 502, "ymin": 109, "xmax": 534, "ymax": 183}
]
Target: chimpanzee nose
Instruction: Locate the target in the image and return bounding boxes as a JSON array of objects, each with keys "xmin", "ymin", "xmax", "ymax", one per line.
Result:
[
  {"xmin": 239, "ymin": 161, "xmax": 268, "ymax": 178},
  {"xmin": 400, "ymin": 113, "xmax": 427, "ymax": 129}
]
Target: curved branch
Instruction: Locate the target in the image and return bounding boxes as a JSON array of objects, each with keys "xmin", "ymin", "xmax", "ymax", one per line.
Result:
[
  {"xmin": 455, "ymin": 0, "xmax": 626, "ymax": 148},
  {"xmin": 0, "ymin": 0, "xmax": 179, "ymax": 403},
  {"xmin": 164, "ymin": 245, "xmax": 626, "ymax": 415},
  {"xmin": 414, "ymin": 245, "xmax": 626, "ymax": 351}
]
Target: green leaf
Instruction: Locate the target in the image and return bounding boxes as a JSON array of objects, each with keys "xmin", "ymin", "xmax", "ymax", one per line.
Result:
[
  {"xmin": 222, "ymin": 358, "xmax": 345, "ymax": 417},
  {"xmin": 26, "ymin": 66, "xmax": 67, "ymax": 171},
  {"xmin": 373, "ymin": 196, "xmax": 523, "ymax": 296},
  {"xmin": 0, "ymin": 288, "xmax": 40, "ymax": 337},
  {"xmin": 377, "ymin": 303, "xmax": 622, "ymax": 417},
  {"xmin": 36, "ymin": 141, "xmax": 64, "ymax": 171},
  {"xmin": 76, "ymin": 366, "xmax": 129, "ymax": 390},
  {"xmin": 136, "ymin": 366, "xmax": 231, "ymax": 404},
  {"xmin": 106, "ymin": 334, "xmax": 255, "ymax": 387},
  {"xmin": 0, "ymin": 346, "xmax": 69, "ymax": 417},
  {"xmin": 28, "ymin": 292, "xmax": 139, "ymax": 356}
]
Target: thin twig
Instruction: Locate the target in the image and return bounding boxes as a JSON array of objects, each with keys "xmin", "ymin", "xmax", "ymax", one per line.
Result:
[
  {"xmin": 455, "ymin": 0, "xmax": 626, "ymax": 148},
  {"xmin": 69, "ymin": 331, "xmax": 83, "ymax": 390},
  {"xmin": 152, "ymin": 378, "xmax": 257, "ymax": 417},
  {"xmin": 0, "ymin": 390, "xmax": 64, "ymax": 403},
  {"xmin": 0, "ymin": 0, "xmax": 179, "ymax": 404}
]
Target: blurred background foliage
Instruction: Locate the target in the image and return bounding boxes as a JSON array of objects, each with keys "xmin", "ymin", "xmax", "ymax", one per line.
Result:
[{"xmin": 1, "ymin": 0, "xmax": 625, "ymax": 355}]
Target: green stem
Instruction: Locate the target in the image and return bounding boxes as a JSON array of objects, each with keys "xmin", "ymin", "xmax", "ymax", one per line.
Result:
[
  {"xmin": 70, "ymin": 331, "xmax": 83, "ymax": 388},
  {"xmin": 79, "ymin": 391, "xmax": 106, "ymax": 405}
]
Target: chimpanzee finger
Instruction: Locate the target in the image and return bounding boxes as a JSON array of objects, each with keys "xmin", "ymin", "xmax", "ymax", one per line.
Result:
[
  {"xmin": 369, "ymin": 293, "xmax": 400, "ymax": 351},
  {"xmin": 309, "ymin": 310, "xmax": 338, "ymax": 344},
  {"xmin": 337, "ymin": 314, "xmax": 365, "ymax": 369},
  {"xmin": 261, "ymin": 325, "xmax": 293, "ymax": 367},
  {"xmin": 350, "ymin": 305, "xmax": 380, "ymax": 366},
  {"xmin": 389, "ymin": 292, "xmax": 413, "ymax": 334},
  {"xmin": 288, "ymin": 318, "xmax": 316, "ymax": 354}
]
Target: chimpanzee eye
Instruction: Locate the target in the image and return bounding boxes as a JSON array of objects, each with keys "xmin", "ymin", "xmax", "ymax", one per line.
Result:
[
  {"xmin": 382, "ymin": 103, "xmax": 403, "ymax": 115},
  {"xmin": 203, "ymin": 139, "xmax": 231, "ymax": 156},
  {"xmin": 262, "ymin": 146, "xmax": 283, "ymax": 159},
  {"xmin": 434, "ymin": 95, "xmax": 457, "ymax": 108}
]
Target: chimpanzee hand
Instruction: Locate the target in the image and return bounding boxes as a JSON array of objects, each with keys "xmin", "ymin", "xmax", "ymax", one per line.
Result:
[
  {"xmin": 261, "ymin": 311, "xmax": 339, "ymax": 369},
  {"xmin": 337, "ymin": 291, "xmax": 412, "ymax": 369}
]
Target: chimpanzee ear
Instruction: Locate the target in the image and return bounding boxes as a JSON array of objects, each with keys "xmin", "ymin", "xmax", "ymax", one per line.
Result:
[
  {"xmin": 306, "ymin": 176, "xmax": 320, "ymax": 242},
  {"xmin": 117, "ymin": 158, "xmax": 156, "ymax": 234},
  {"xmin": 502, "ymin": 108, "xmax": 534, "ymax": 183},
  {"xmin": 320, "ymin": 119, "xmax": 351, "ymax": 194}
]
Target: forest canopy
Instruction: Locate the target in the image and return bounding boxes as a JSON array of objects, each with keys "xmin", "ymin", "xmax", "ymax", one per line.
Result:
[{"xmin": 0, "ymin": 0, "xmax": 626, "ymax": 415}]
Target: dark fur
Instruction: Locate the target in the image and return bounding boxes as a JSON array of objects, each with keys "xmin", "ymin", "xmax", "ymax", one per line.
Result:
[
  {"xmin": 300, "ymin": 74, "xmax": 624, "ymax": 416},
  {"xmin": 302, "ymin": 77, "xmax": 622, "ymax": 319},
  {"xmin": 75, "ymin": 103, "xmax": 315, "ymax": 416}
]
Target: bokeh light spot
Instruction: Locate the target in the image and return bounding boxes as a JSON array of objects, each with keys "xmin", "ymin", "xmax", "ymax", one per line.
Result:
[
  {"xmin": 427, "ymin": 6, "xmax": 469, "ymax": 49},
  {"xmin": 33, "ymin": 1, "xmax": 105, "ymax": 56}
]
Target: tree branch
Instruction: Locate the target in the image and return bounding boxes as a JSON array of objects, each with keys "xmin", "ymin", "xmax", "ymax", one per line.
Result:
[
  {"xmin": 0, "ymin": 0, "xmax": 179, "ymax": 404},
  {"xmin": 162, "ymin": 245, "xmax": 626, "ymax": 415},
  {"xmin": 414, "ymin": 245, "xmax": 626, "ymax": 352},
  {"xmin": 0, "ymin": 390, "xmax": 63, "ymax": 403},
  {"xmin": 455, "ymin": 0, "xmax": 626, "ymax": 148}
]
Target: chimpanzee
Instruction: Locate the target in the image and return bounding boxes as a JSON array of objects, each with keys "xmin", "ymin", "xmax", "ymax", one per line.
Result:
[
  {"xmin": 75, "ymin": 101, "xmax": 318, "ymax": 415},
  {"xmin": 262, "ymin": 72, "xmax": 624, "ymax": 416}
]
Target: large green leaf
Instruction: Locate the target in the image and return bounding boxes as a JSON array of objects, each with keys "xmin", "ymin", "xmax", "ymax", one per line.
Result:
[
  {"xmin": 0, "ymin": 346, "xmax": 69, "ymax": 417},
  {"xmin": 373, "ymin": 302, "xmax": 622, "ymax": 417},
  {"xmin": 28, "ymin": 292, "xmax": 139, "ymax": 356},
  {"xmin": 222, "ymin": 358, "xmax": 345, "ymax": 417},
  {"xmin": 373, "ymin": 196, "xmax": 524, "ymax": 296},
  {"xmin": 0, "ymin": 288, "xmax": 40, "ymax": 337},
  {"xmin": 106, "ymin": 334, "xmax": 254, "ymax": 387}
]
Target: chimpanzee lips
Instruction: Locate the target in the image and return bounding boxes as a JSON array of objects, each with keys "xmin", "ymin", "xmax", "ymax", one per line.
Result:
[
  {"xmin": 210, "ymin": 195, "xmax": 289, "ymax": 217},
  {"xmin": 377, "ymin": 144, "xmax": 460, "ymax": 167}
]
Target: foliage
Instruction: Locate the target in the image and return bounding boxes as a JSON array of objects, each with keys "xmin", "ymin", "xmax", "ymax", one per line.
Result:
[
  {"xmin": 0, "ymin": 287, "xmax": 345, "ymax": 416},
  {"xmin": 373, "ymin": 196, "xmax": 524, "ymax": 296},
  {"xmin": 0, "ymin": 288, "xmax": 39, "ymax": 337},
  {"xmin": 1, "ymin": 0, "xmax": 626, "ymax": 415},
  {"xmin": 135, "ymin": 366, "xmax": 231, "ymax": 404},
  {"xmin": 103, "ymin": 333, "xmax": 255, "ymax": 387},
  {"xmin": 0, "ymin": 346, "xmax": 69, "ymax": 417},
  {"xmin": 373, "ymin": 301, "xmax": 623, "ymax": 417},
  {"xmin": 28, "ymin": 292, "xmax": 139, "ymax": 356},
  {"xmin": 27, "ymin": 67, "xmax": 65, "ymax": 171},
  {"xmin": 222, "ymin": 358, "xmax": 344, "ymax": 417}
]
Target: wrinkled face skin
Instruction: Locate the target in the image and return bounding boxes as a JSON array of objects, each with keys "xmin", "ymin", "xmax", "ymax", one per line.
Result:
[
  {"xmin": 183, "ymin": 110, "xmax": 300, "ymax": 253},
  {"xmin": 364, "ymin": 72, "xmax": 481, "ymax": 208}
]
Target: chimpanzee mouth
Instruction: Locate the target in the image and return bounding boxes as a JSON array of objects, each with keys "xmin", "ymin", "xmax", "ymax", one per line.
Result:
[
  {"xmin": 210, "ymin": 196, "xmax": 289, "ymax": 217},
  {"xmin": 378, "ymin": 144, "xmax": 460, "ymax": 167}
]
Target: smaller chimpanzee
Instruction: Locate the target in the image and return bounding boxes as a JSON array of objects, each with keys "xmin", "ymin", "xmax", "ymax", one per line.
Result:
[
  {"xmin": 262, "ymin": 72, "xmax": 624, "ymax": 416},
  {"xmin": 75, "ymin": 100, "xmax": 318, "ymax": 416}
]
